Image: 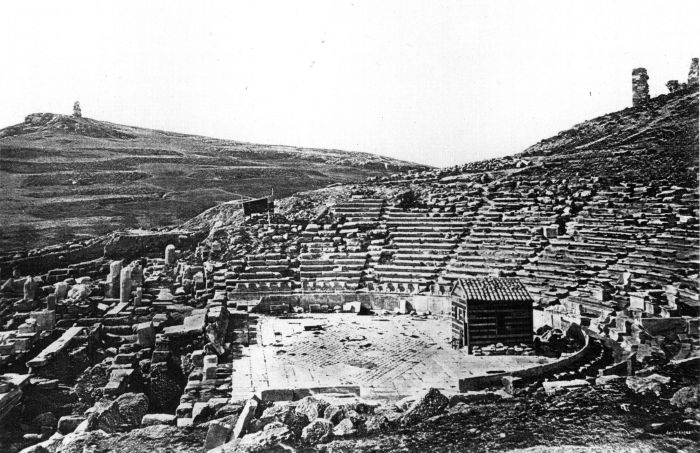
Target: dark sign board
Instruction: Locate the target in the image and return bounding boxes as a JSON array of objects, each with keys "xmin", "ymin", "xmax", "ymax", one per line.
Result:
[{"xmin": 243, "ymin": 197, "xmax": 272, "ymax": 216}]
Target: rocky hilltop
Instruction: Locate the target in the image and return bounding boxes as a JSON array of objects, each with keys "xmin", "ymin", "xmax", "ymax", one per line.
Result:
[{"xmin": 0, "ymin": 113, "xmax": 426, "ymax": 251}]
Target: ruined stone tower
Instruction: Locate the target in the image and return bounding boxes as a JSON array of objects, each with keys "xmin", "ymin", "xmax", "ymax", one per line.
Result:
[
  {"xmin": 689, "ymin": 58, "xmax": 699, "ymax": 86},
  {"xmin": 73, "ymin": 101, "xmax": 82, "ymax": 118},
  {"xmin": 632, "ymin": 68, "xmax": 649, "ymax": 108}
]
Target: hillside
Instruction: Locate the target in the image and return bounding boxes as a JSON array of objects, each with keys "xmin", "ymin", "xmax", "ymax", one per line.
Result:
[
  {"xmin": 517, "ymin": 86, "xmax": 699, "ymax": 185},
  {"xmin": 0, "ymin": 113, "xmax": 426, "ymax": 251},
  {"xmin": 189, "ymin": 86, "xmax": 698, "ymax": 237}
]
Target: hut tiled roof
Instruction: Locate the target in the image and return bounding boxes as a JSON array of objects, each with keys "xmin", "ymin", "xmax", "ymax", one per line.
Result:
[{"xmin": 457, "ymin": 278, "xmax": 533, "ymax": 303}]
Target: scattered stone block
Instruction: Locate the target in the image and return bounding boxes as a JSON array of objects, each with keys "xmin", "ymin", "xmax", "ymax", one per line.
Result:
[
  {"xmin": 232, "ymin": 396, "xmax": 260, "ymax": 439},
  {"xmin": 203, "ymin": 355, "xmax": 218, "ymax": 381},
  {"xmin": 57, "ymin": 415, "xmax": 85, "ymax": 434},
  {"xmin": 29, "ymin": 310, "xmax": 56, "ymax": 331},
  {"xmin": 177, "ymin": 417, "xmax": 194, "ymax": 428},
  {"xmin": 543, "ymin": 379, "xmax": 590, "ymax": 396},
  {"xmin": 141, "ymin": 413, "xmax": 176, "ymax": 426},
  {"xmin": 135, "ymin": 322, "xmax": 155, "ymax": 348},
  {"xmin": 260, "ymin": 388, "xmax": 294, "ymax": 402},
  {"xmin": 595, "ymin": 375, "xmax": 623, "ymax": 386}
]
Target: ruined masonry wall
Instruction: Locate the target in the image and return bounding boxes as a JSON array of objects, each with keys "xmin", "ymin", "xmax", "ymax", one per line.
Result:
[{"xmin": 248, "ymin": 292, "xmax": 453, "ymax": 316}]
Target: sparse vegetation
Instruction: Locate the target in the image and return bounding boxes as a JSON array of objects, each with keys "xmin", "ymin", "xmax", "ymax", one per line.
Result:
[{"xmin": 0, "ymin": 114, "xmax": 426, "ymax": 251}]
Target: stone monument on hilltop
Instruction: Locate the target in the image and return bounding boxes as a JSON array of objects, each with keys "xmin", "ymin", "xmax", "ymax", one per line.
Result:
[
  {"xmin": 632, "ymin": 68, "xmax": 650, "ymax": 108},
  {"xmin": 73, "ymin": 101, "xmax": 82, "ymax": 118},
  {"xmin": 689, "ymin": 58, "xmax": 699, "ymax": 86}
]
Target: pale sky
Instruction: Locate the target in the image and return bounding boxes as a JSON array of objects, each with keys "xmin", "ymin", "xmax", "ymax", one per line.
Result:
[{"xmin": 0, "ymin": 1, "xmax": 697, "ymax": 167}]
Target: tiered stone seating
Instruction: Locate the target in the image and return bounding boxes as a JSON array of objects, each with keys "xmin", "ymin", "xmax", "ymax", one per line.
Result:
[
  {"xmin": 300, "ymin": 252, "xmax": 367, "ymax": 291},
  {"xmin": 297, "ymin": 197, "xmax": 386, "ymax": 291},
  {"xmin": 442, "ymin": 214, "xmax": 545, "ymax": 281},
  {"xmin": 372, "ymin": 207, "xmax": 468, "ymax": 290},
  {"xmin": 519, "ymin": 236, "xmax": 616, "ymax": 307},
  {"xmin": 229, "ymin": 253, "xmax": 294, "ymax": 294},
  {"xmin": 331, "ymin": 197, "xmax": 384, "ymax": 223},
  {"xmin": 526, "ymin": 184, "xmax": 700, "ymax": 325}
]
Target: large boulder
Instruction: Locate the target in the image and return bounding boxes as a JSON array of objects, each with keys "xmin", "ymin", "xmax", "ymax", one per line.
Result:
[
  {"xmin": 57, "ymin": 429, "xmax": 111, "ymax": 453},
  {"xmin": 671, "ymin": 385, "xmax": 700, "ymax": 409},
  {"xmin": 203, "ymin": 419, "xmax": 234, "ymax": 452},
  {"xmin": 85, "ymin": 393, "xmax": 149, "ymax": 432},
  {"xmin": 259, "ymin": 403, "xmax": 296, "ymax": 426},
  {"xmin": 295, "ymin": 396, "xmax": 329, "ymax": 421},
  {"xmin": 116, "ymin": 393, "xmax": 149, "ymax": 427},
  {"xmin": 286, "ymin": 411, "xmax": 310, "ymax": 438},
  {"xmin": 400, "ymin": 388, "xmax": 449, "ymax": 425},
  {"xmin": 86, "ymin": 400, "xmax": 123, "ymax": 432},
  {"xmin": 301, "ymin": 418, "xmax": 333, "ymax": 444},
  {"xmin": 75, "ymin": 361, "xmax": 111, "ymax": 405},
  {"xmin": 233, "ymin": 425, "xmax": 293, "ymax": 452},
  {"xmin": 626, "ymin": 374, "xmax": 671, "ymax": 396},
  {"xmin": 323, "ymin": 404, "xmax": 346, "ymax": 425}
]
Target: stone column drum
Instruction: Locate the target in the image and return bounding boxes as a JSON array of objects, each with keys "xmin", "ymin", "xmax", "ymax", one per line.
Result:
[
  {"xmin": 23, "ymin": 276, "xmax": 36, "ymax": 301},
  {"xmin": 120, "ymin": 266, "xmax": 132, "ymax": 304},
  {"xmin": 165, "ymin": 244, "xmax": 177, "ymax": 266},
  {"xmin": 108, "ymin": 261, "xmax": 122, "ymax": 298}
]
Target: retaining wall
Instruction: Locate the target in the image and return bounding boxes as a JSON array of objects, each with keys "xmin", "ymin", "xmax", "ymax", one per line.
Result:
[{"xmin": 458, "ymin": 330, "xmax": 592, "ymax": 391}]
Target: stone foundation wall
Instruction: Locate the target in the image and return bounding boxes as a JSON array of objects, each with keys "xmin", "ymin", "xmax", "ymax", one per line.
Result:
[
  {"xmin": 247, "ymin": 292, "xmax": 453, "ymax": 315},
  {"xmin": 1, "ymin": 243, "xmax": 105, "ymax": 278},
  {"xmin": 103, "ymin": 231, "xmax": 200, "ymax": 261}
]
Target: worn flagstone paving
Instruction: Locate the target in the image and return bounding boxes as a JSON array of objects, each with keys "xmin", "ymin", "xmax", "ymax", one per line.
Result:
[{"xmin": 231, "ymin": 313, "xmax": 554, "ymax": 401}]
